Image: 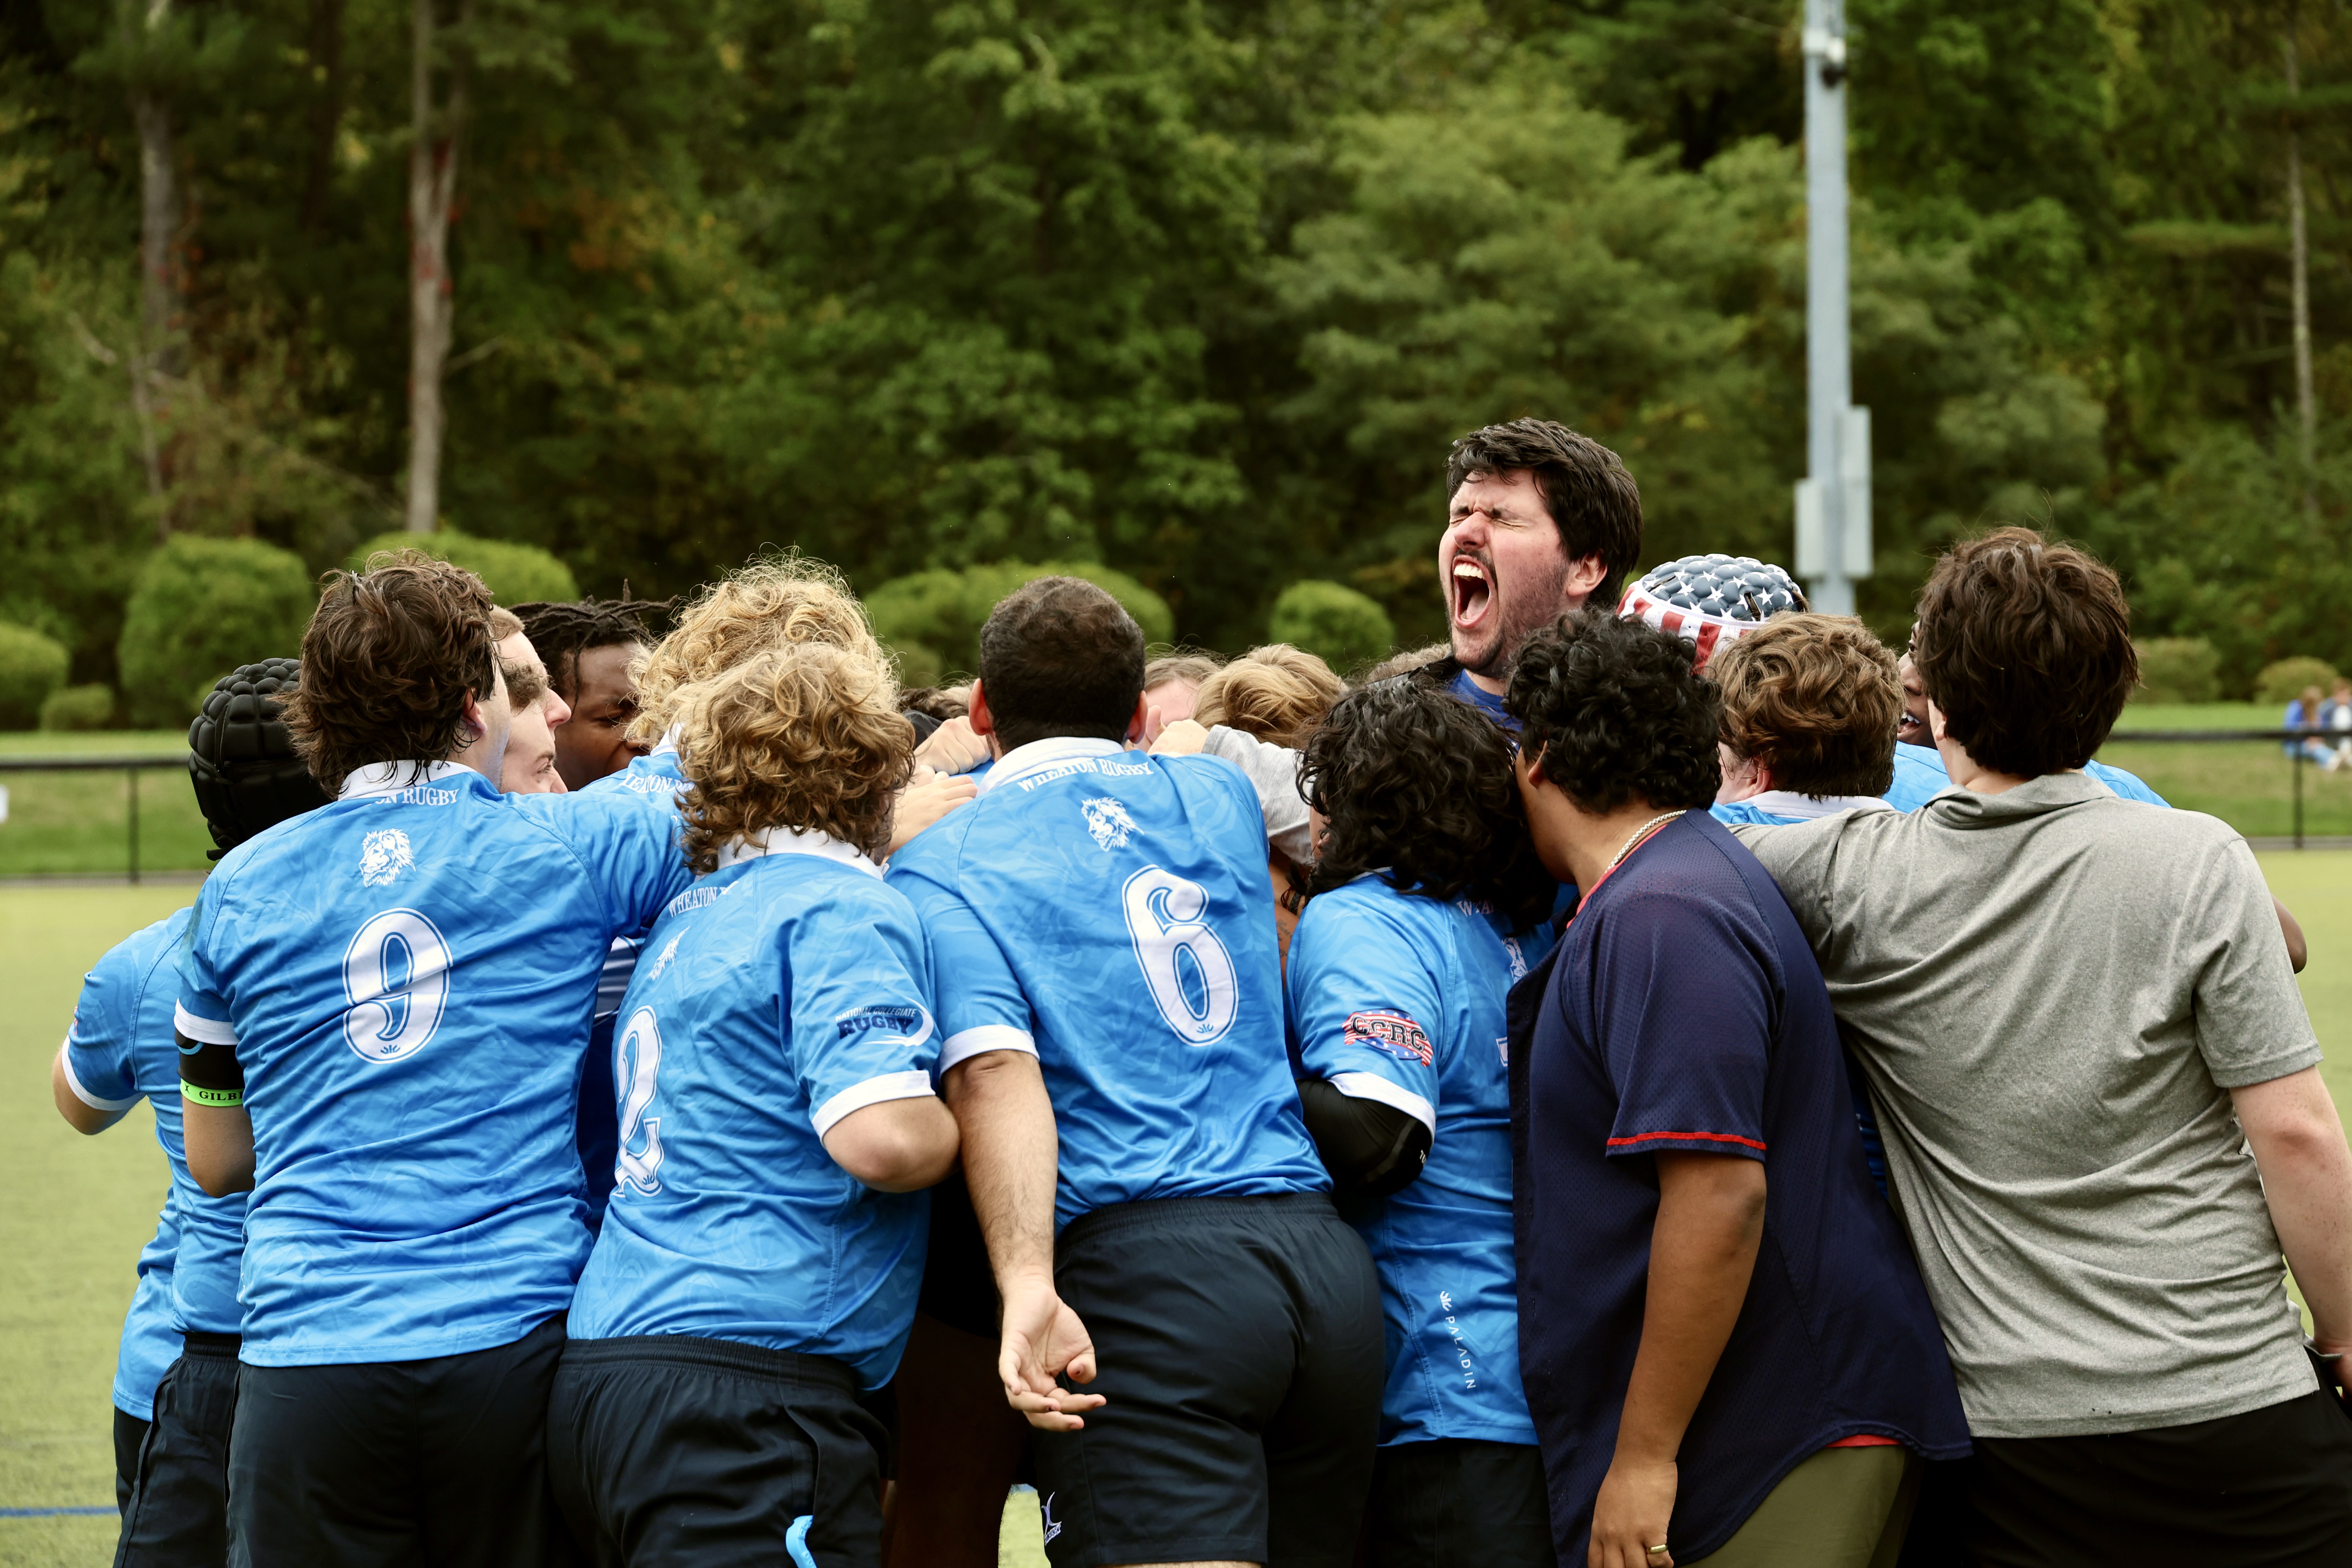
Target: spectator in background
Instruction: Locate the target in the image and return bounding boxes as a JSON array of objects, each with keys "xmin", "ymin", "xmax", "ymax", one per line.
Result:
[
  {"xmin": 1507, "ymin": 610, "xmax": 1967, "ymax": 1568},
  {"xmin": 1192, "ymin": 644, "xmax": 1347, "ymax": 962},
  {"xmin": 1731, "ymin": 530, "xmax": 2352, "ymax": 1568},
  {"xmin": 511, "ymin": 598, "xmax": 666, "ymax": 790},
  {"xmin": 2328, "ymin": 677, "xmax": 2352, "ymax": 770},
  {"xmin": 1143, "ymin": 651, "xmax": 1221, "ymax": 726},
  {"xmin": 2284, "ymin": 684, "xmax": 2336, "ymax": 768}
]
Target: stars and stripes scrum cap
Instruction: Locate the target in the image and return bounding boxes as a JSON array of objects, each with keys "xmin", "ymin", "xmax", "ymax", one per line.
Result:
[{"xmin": 1617, "ymin": 554, "xmax": 1807, "ymax": 669}]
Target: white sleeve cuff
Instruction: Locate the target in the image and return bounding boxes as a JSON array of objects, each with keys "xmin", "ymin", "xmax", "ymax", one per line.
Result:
[
  {"xmin": 58, "ymin": 1041, "xmax": 138, "ymax": 1113},
  {"xmin": 173, "ymin": 1003, "xmax": 237, "ymax": 1047},
  {"xmin": 1330, "ymin": 1071, "xmax": 1436, "ymax": 1138},
  {"xmin": 937, "ymin": 1023, "xmax": 1038, "ymax": 1074},
  {"xmin": 812, "ymin": 1070, "xmax": 942, "ymax": 1138}
]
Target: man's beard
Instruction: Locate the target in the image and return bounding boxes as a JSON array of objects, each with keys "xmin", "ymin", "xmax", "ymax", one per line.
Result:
[{"xmin": 1460, "ymin": 558, "xmax": 1574, "ymax": 679}]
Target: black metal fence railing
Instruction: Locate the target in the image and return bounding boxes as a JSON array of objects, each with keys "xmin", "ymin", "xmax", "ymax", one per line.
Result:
[
  {"xmin": 2103, "ymin": 730, "xmax": 2343, "ymax": 849},
  {"xmin": 0, "ymin": 755, "xmax": 181, "ymax": 883}
]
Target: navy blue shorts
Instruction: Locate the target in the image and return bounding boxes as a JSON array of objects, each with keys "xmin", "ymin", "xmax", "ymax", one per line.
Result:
[
  {"xmin": 115, "ymin": 1332, "xmax": 238, "ymax": 1567},
  {"xmin": 1031, "ymin": 1191, "xmax": 1383, "ymax": 1568}
]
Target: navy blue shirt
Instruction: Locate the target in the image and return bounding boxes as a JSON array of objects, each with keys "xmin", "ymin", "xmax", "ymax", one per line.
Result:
[
  {"xmin": 1446, "ymin": 667, "xmax": 1516, "ymax": 731},
  {"xmin": 1509, "ymin": 812, "xmax": 1967, "ymax": 1563}
]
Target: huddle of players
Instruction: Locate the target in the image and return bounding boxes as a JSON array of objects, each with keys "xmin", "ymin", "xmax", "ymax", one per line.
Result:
[{"xmin": 53, "ymin": 414, "xmax": 2216, "ymax": 1568}]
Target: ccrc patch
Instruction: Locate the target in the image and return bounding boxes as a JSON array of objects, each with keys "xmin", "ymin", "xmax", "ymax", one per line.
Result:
[{"xmin": 1345, "ymin": 1009, "xmax": 1433, "ymax": 1068}]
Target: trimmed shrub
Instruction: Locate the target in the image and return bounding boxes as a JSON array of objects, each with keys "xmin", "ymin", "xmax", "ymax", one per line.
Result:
[
  {"xmin": 118, "ymin": 537, "xmax": 315, "ymax": 729},
  {"xmin": 867, "ymin": 561, "xmax": 1176, "ymax": 682},
  {"xmin": 347, "ymin": 529, "xmax": 579, "ymax": 605},
  {"xmin": 2132, "ymin": 637, "xmax": 2221, "ymax": 705},
  {"xmin": 40, "ymin": 684, "xmax": 117, "ymax": 731},
  {"xmin": 1267, "ymin": 580, "xmax": 1396, "ymax": 676},
  {"xmin": 2256, "ymin": 655, "xmax": 2340, "ymax": 708},
  {"xmin": 0, "ymin": 622, "xmax": 71, "ymax": 730}
]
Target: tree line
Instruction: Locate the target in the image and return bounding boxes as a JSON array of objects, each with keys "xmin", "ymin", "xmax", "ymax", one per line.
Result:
[{"xmin": 3, "ymin": 0, "xmax": 2348, "ymax": 710}]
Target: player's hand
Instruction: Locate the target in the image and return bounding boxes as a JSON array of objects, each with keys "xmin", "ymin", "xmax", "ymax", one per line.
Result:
[
  {"xmin": 1151, "ymin": 719, "xmax": 1209, "ymax": 757},
  {"xmin": 914, "ymin": 716, "xmax": 989, "ymax": 775},
  {"xmin": 1588, "ymin": 1453, "xmax": 1677, "ymax": 1568},
  {"xmin": 998, "ymin": 1274, "xmax": 1104, "ymax": 1432},
  {"xmin": 889, "ymin": 768, "xmax": 978, "ymax": 855}
]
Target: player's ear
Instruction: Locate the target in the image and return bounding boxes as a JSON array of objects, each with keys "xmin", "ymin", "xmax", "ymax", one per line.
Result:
[
  {"xmin": 1123, "ymin": 690, "xmax": 1151, "ymax": 745},
  {"xmin": 967, "ymin": 680, "xmax": 996, "ymax": 738}
]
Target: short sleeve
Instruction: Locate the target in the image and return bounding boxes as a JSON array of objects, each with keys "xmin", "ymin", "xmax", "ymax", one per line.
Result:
[
  {"xmin": 792, "ymin": 887, "xmax": 944, "ymax": 1138},
  {"xmin": 174, "ymin": 882, "xmax": 238, "ymax": 1051},
  {"xmin": 63, "ymin": 942, "xmax": 143, "ymax": 1112},
  {"xmin": 1287, "ymin": 898, "xmax": 1443, "ymax": 1136},
  {"xmin": 523, "ymin": 793, "xmax": 695, "ymax": 940},
  {"xmin": 1588, "ymin": 889, "xmax": 1773, "ymax": 1163},
  {"xmin": 887, "ymin": 857, "xmax": 1036, "ymax": 1074},
  {"xmin": 2188, "ymin": 838, "xmax": 2322, "ymax": 1089}
]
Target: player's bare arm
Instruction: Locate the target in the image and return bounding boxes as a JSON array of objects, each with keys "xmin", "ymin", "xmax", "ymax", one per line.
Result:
[
  {"xmin": 940, "ymin": 1049, "xmax": 1103, "ymax": 1431},
  {"xmin": 822, "ymin": 1095, "xmax": 961, "ymax": 1193}
]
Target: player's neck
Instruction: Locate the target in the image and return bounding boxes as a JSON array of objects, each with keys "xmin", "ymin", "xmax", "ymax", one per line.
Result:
[{"xmin": 1557, "ymin": 798, "xmax": 1682, "ymax": 896}]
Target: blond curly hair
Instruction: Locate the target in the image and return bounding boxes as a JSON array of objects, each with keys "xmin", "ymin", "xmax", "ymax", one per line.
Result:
[
  {"xmin": 1192, "ymin": 644, "xmax": 1346, "ymax": 747},
  {"xmin": 673, "ymin": 644, "xmax": 914, "ymax": 874},
  {"xmin": 631, "ymin": 554, "xmax": 889, "ymax": 744}
]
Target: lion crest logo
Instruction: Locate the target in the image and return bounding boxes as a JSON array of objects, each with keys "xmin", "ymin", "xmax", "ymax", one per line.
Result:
[
  {"xmin": 1081, "ymin": 797, "xmax": 1136, "ymax": 851},
  {"xmin": 359, "ymin": 829, "xmax": 415, "ymax": 889}
]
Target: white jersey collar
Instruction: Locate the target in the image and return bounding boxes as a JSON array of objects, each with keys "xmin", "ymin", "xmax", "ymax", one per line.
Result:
[
  {"xmin": 653, "ymin": 724, "xmax": 683, "ymax": 758},
  {"xmin": 713, "ymin": 826, "xmax": 884, "ymax": 878},
  {"xmin": 1746, "ymin": 789, "xmax": 1896, "ymax": 822},
  {"xmin": 982, "ymin": 735, "xmax": 1125, "ymax": 793},
  {"xmin": 338, "ymin": 760, "xmax": 482, "ymax": 802}
]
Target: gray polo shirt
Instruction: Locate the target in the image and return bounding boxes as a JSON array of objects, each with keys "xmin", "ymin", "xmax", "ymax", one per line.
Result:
[{"xmin": 1732, "ymin": 773, "xmax": 2320, "ymax": 1439}]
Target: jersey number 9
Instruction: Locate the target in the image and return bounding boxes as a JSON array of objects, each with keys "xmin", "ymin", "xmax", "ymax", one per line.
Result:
[
  {"xmin": 341, "ymin": 909, "xmax": 452, "ymax": 1065},
  {"xmin": 1122, "ymin": 866, "xmax": 1239, "ymax": 1046}
]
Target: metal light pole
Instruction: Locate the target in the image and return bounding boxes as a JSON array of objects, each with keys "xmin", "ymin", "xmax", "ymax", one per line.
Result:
[{"xmin": 1795, "ymin": 0, "xmax": 1871, "ymax": 616}]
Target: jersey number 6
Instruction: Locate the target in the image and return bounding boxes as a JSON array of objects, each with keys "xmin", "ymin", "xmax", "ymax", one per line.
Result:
[
  {"xmin": 340, "ymin": 909, "xmax": 452, "ymax": 1065},
  {"xmin": 1122, "ymin": 866, "xmax": 1240, "ymax": 1046}
]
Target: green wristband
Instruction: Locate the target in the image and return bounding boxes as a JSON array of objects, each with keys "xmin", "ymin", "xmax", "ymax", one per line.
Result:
[{"xmin": 180, "ymin": 1081, "xmax": 243, "ymax": 1109}]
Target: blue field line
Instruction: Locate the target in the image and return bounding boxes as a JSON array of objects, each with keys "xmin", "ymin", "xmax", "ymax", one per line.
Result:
[{"xmin": 0, "ymin": 1506, "xmax": 114, "ymax": 1517}]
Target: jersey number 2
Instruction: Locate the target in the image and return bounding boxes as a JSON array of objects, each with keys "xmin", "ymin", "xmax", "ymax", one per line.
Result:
[
  {"xmin": 613, "ymin": 1007, "xmax": 666, "ymax": 1197},
  {"xmin": 341, "ymin": 909, "xmax": 451, "ymax": 1065},
  {"xmin": 1122, "ymin": 866, "xmax": 1239, "ymax": 1046}
]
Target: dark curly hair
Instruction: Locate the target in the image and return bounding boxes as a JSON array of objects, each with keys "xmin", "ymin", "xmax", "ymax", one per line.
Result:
[
  {"xmin": 1289, "ymin": 681, "xmax": 1556, "ymax": 933},
  {"xmin": 1506, "ymin": 608, "xmax": 1722, "ymax": 813},
  {"xmin": 1912, "ymin": 527, "xmax": 2137, "ymax": 778},
  {"xmin": 511, "ymin": 597, "xmax": 669, "ymax": 703},
  {"xmin": 279, "ymin": 552, "xmax": 499, "ymax": 791}
]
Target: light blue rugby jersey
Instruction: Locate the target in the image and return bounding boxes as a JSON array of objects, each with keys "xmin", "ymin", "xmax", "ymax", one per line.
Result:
[
  {"xmin": 1287, "ymin": 877, "xmax": 1552, "ymax": 1447},
  {"xmin": 175, "ymin": 761, "xmax": 693, "ymax": 1368},
  {"xmin": 60, "ymin": 907, "xmax": 247, "ymax": 1417},
  {"xmin": 887, "ymin": 736, "xmax": 1328, "ymax": 1232},
  {"xmin": 570, "ymin": 831, "xmax": 941, "ymax": 1387},
  {"xmin": 1884, "ymin": 741, "xmax": 2167, "ymax": 810}
]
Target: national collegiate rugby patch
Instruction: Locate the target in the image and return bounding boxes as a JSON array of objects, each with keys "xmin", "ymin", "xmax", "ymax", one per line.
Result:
[
  {"xmin": 837, "ymin": 1005, "xmax": 926, "ymax": 1040},
  {"xmin": 1345, "ymin": 1009, "xmax": 1433, "ymax": 1067}
]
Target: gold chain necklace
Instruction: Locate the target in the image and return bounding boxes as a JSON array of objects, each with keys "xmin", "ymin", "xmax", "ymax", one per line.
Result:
[{"xmin": 1604, "ymin": 810, "xmax": 1684, "ymax": 875}]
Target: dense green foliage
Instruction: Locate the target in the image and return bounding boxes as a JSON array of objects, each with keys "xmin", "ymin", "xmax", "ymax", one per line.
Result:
[
  {"xmin": 2132, "ymin": 637, "xmax": 2222, "ymax": 705},
  {"xmin": 346, "ymin": 530, "xmax": 579, "ymax": 604},
  {"xmin": 867, "ymin": 561, "xmax": 1174, "ymax": 685},
  {"xmin": 116, "ymin": 537, "xmax": 313, "ymax": 727},
  {"xmin": 39, "ymin": 684, "xmax": 118, "ymax": 731},
  {"xmin": 0, "ymin": 622, "xmax": 71, "ymax": 730},
  {"xmin": 2258, "ymin": 655, "xmax": 2341, "ymax": 706},
  {"xmin": 1267, "ymin": 580, "xmax": 1394, "ymax": 674},
  {"xmin": 4, "ymin": 0, "xmax": 2346, "ymax": 699}
]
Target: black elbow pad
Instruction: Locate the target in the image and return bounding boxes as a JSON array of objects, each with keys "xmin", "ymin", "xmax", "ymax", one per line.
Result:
[{"xmin": 1298, "ymin": 1076, "xmax": 1432, "ymax": 1203}]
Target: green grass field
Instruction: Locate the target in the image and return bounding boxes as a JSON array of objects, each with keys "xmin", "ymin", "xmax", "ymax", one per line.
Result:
[{"xmin": 5, "ymin": 855, "xmax": 2350, "ymax": 1564}]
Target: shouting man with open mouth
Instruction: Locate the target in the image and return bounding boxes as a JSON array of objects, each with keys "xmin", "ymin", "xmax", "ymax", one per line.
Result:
[{"xmin": 1434, "ymin": 418, "xmax": 1646, "ymax": 727}]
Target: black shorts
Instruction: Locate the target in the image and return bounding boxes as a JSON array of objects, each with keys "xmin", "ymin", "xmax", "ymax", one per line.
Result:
[
  {"xmin": 228, "ymin": 1314, "xmax": 570, "ymax": 1568},
  {"xmin": 1363, "ymin": 1437, "xmax": 1551, "ymax": 1568},
  {"xmin": 1969, "ymin": 1387, "xmax": 2352, "ymax": 1568},
  {"xmin": 917, "ymin": 1169, "xmax": 1001, "ymax": 1341},
  {"xmin": 116, "ymin": 1332, "xmax": 238, "ymax": 1568},
  {"xmin": 1033, "ymin": 1191, "xmax": 1383, "ymax": 1568},
  {"xmin": 113, "ymin": 1408, "xmax": 149, "ymax": 1514},
  {"xmin": 548, "ymin": 1334, "xmax": 890, "ymax": 1568}
]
